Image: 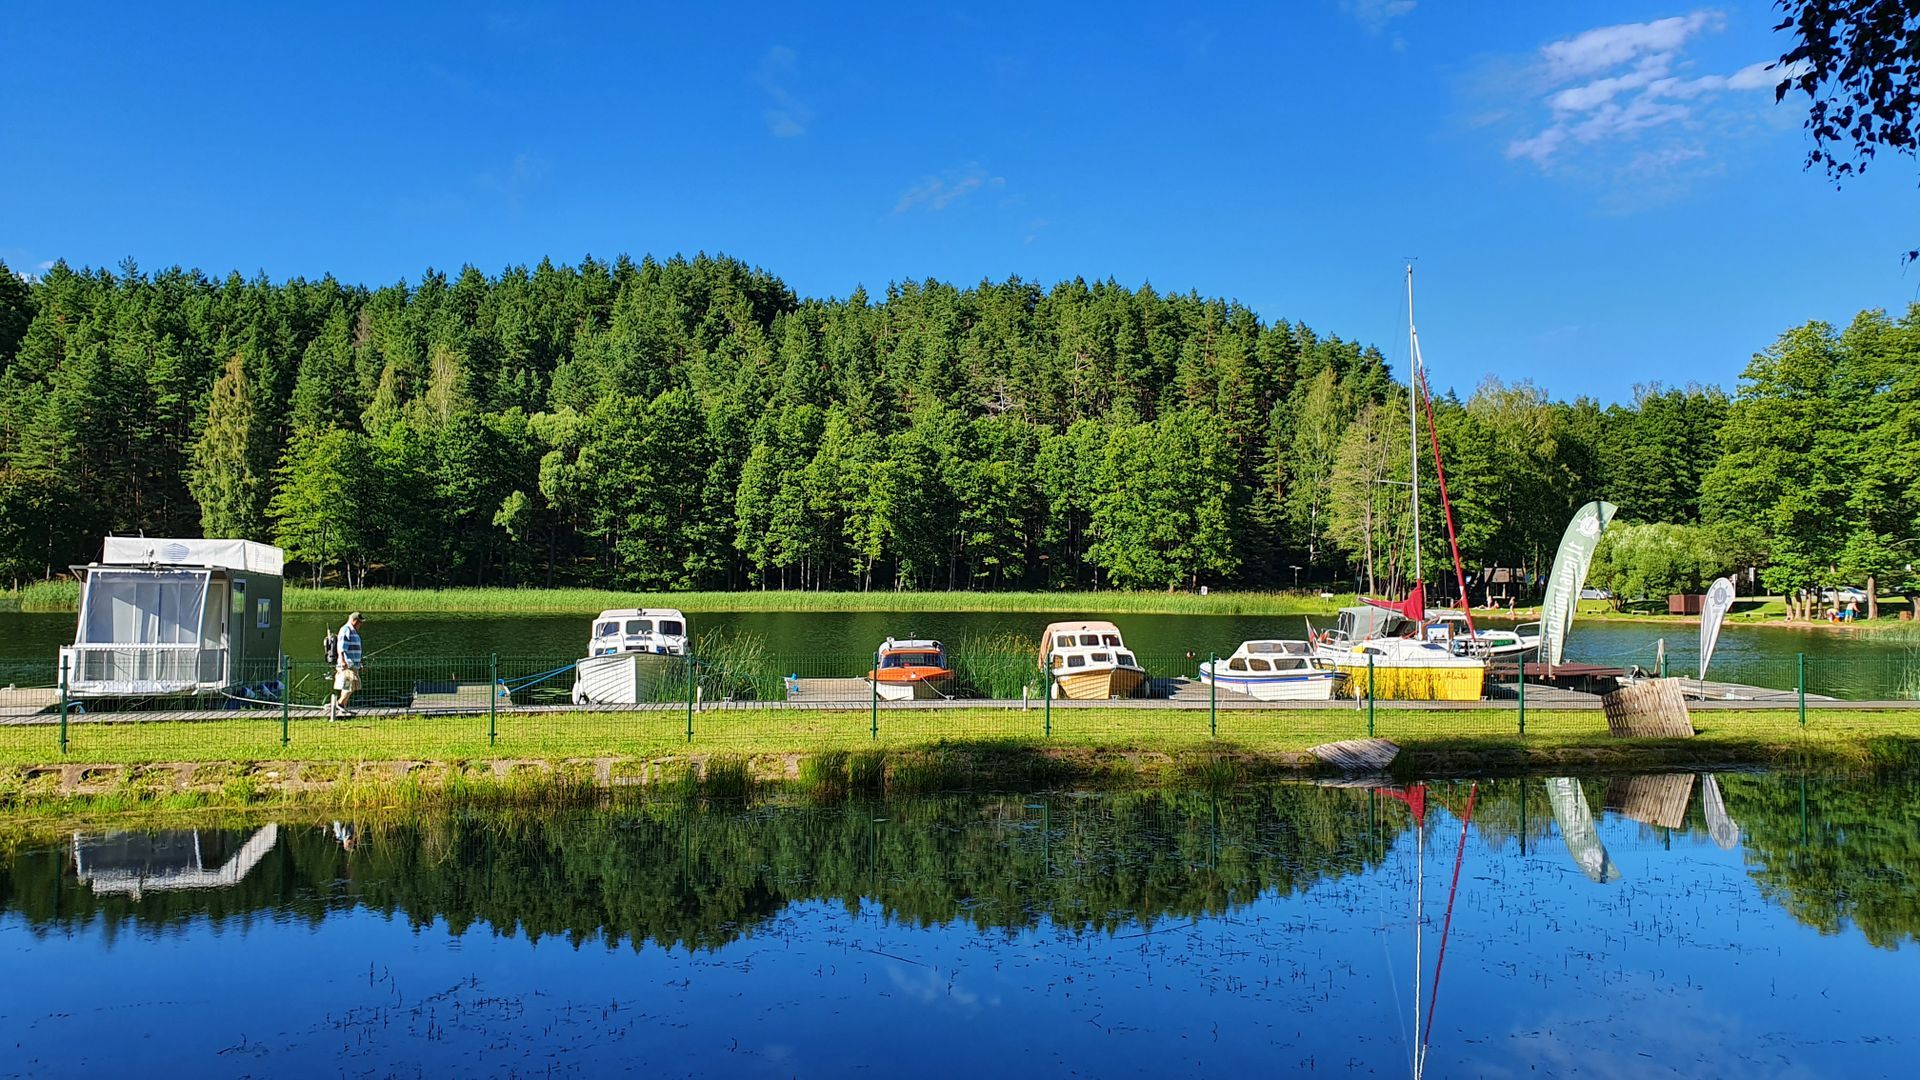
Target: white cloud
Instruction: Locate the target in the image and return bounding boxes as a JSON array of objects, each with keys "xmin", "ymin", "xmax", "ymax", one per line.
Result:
[
  {"xmin": 757, "ymin": 46, "xmax": 812, "ymax": 138},
  {"xmin": 1343, "ymin": 0, "xmax": 1416, "ymax": 35},
  {"xmin": 892, "ymin": 164, "xmax": 1006, "ymax": 214},
  {"xmin": 1501, "ymin": 9, "xmax": 1794, "ymax": 193},
  {"xmin": 1540, "ymin": 12, "xmax": 1720, "ymax": 80}
]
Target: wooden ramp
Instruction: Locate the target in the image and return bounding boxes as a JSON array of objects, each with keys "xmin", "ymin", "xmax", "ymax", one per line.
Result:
[
  {"xmin": 1602, "ymin": 678, "xmax": 1695, "ymax": 737},
  {"xmin": 0, "ymin": 689, "xmax": 59, "ymax": 720},
  {"xmin": 1308, "ymin": 737, "xmax": 1400, "ymax": 772},
  {"xmin": 410, "ymin": 682, "xmax": 499, "ymax": 712},
  {"xmin": 785, "ymin": 677, "xmax": 873, "ymax": 703}
]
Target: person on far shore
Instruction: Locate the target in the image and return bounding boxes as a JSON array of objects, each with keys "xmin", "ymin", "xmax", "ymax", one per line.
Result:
[{"xmin": 330, "ymin": 612, "xmax": 365, "ymax": 718}]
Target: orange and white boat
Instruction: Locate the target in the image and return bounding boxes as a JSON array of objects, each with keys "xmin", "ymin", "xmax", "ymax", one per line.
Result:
[
  {"xmin": 867, "ymin": 638, "xmax": 953, "ymax": 701},
  {"xmin": 1039, "ymin": 621, "xmax": 1147, "ymax": 700}
]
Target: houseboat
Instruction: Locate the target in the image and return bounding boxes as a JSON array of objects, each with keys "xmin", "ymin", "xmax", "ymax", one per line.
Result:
[
  {"xmin": 570, "ymin": 608, "xmax": 690, "ymax": 705},
  {"xmin": 59, "ymin": 537, "xmax": 284, "ymax": 699},
  {"xmin": 1039, "ymin": 621, "xmax": 1147, "ymax": 700},
  {"xmin": 866, "ymin": 638, "xmax": 953, "ymax": 701},
  {"xmin": 1197, "ymin": 640, "xmax": 1339, "ymax": 700}
]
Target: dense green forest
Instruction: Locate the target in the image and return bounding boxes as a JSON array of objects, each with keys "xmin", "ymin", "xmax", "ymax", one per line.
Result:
[{"xmin": 0, "ymin": 255, "xmax": 1911, "ymax": 599}]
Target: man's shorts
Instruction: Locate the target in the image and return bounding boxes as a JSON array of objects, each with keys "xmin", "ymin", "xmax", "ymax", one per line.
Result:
[{"xmin": 334, "ymin": 668, "xmax": 361, "ymax": 692}]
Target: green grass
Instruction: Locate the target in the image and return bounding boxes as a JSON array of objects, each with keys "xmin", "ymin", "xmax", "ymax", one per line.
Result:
[{"xmin": 3, "ymin": 704, "xmax": 1916, "ymax": 773}]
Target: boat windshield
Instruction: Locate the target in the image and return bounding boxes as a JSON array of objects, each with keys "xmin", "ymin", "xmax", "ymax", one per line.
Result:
[
  {"xmin": 596, "ymin": 621, "xmax": 619, "ymax": 637},
  {"xmin": 625, "ymin": 619, "xmax": 653, "ymax": 634},
  {"xmin": 883, "ymin": 652, "xmax": 941, "ymax": 668},
  {"xmin": 658, "ymin": 620, "xmax": 684, "ymax": 636},
  {"xmin": 79, "ymin": 569, "xmax": 210, "ymax": 646},
  {"xmin": 1116, "ymin": 652, "xmax": 1136, "ymax": 667}
]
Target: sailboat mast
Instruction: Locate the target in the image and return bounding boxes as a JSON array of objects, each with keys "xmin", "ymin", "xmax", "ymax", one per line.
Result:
[{"xmin": 1406, "ymin": 264, "xmax": 1422, "ymax": 589}]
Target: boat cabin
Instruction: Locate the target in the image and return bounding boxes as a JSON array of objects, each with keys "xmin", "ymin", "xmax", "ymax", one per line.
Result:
[
  {"xmin": 588, "ymin": 608, "xmax": 689, "ymax": 657},
  {"xmin": 1320, "ymin": 605, "xmax": 1417, "ymax": 648},
  {"xmin": 875, "ymin": 638, "xmax": 946, "ymax": 671},
  {"xmin": 60, "ymin": 537, "xmax": 283, "ymax": 698},
  {"xmin": 1219, "ymin": 639, "xmax": 1321, "ymax": 673},
  {"xmin": 1037, "ymin": 620, "xmax": 1140, "ymax": 674}
]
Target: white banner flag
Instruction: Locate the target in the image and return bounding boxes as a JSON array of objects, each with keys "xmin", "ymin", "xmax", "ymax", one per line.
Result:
[{"xmin": 1699, "ymin": 576, "xmax": 1736, "ymax": 681}]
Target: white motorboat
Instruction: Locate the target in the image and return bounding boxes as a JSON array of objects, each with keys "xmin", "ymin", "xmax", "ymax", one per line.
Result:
[
  {"xmin": 1422, "ymin": 611, "xmax": 1539, "ymax": 658},
  {"xmin": 570, "ymin": 608, "xmax": 690, "ymax": 705},
  {"xmin": 1197, "ymin": 640, "xmax": 1338, "ymax": 700}
]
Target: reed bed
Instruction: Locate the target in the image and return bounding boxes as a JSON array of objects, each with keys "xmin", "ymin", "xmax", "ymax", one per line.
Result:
[{"xmin": 4, "ymin": 583, "xmax": 1349, "ymax": 616}]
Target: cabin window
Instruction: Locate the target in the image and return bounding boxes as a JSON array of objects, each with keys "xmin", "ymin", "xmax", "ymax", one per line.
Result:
[
  {"xmin": 1249, "ymin": 658, "xmax": 1272, "ymax": 672},
  {"xmin": 1102, "ymin": 634, "xmax": 1120, "ymax": 646},
  {"xmin": 1065, "ymin": 655, "xmax": 1086, "ymax": 668},
  {"xmin": 78, "ymin": 569, "xmax": 210, "ymax": 646},
  {"xmin": 256, "ymin": 597, "xmax": 271, "ymax": 630},
  {"xmin": 626, "ymin": 619, "xmax": 652, "ymax": 634},
  {"xmin": 1090, "ymin": 651, "xmax": 1111, "ymax": 663},
  {"xmin": 597, "ymin": 621, "xmax": 619, "ymax": 636},
  {"xmin": 1275, "ymin": 658, "xmax": 1305, "ymax": 670},
  {"xmin": 1079, "ymin": 634, "xmax": 1101, "ymax": 646},
  {"xmin": 658, "ymin": 620, "xmax": 684, "ymax": 636},
  {"xmin": 1116, "ymin": 652, "xmax": 1135, "ymax": 667},
  {"xmin": 1051, "ymin": 655, "xmax": 1065, "ymax": 669},
  {"xmin": 1055, "ymin": 635, "xmax": 1075, "ymax": 650},
  {"xmin": 1228, "ymin": 657, "xmax": 1249, "ymax": 672}
]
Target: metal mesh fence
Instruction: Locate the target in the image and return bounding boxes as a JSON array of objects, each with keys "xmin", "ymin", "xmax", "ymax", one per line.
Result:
[{"xmin": 0, "ymin": 647, "xmax": 1911, "ymax": 761}]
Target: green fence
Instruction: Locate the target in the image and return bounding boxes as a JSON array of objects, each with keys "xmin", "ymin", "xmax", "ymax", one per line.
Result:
[{"xmin": 0, "ymin": 647, "xmax": 1913, "ymax": 761}]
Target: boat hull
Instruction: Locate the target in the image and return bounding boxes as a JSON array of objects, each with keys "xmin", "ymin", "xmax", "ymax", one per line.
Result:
[
  {"xmin": 1329, "ymin": 659, "xmax": 1484, "ymax": 701},
  {"xmin": 868, "ymin": 669, "xmax": 953, "ymax": 701},
  {"xmin": 572, "ymin": 652, "xmax": 682, "ymax": 705},
  {"xmin": 1197, "ymin": 664, "xmax": 1339, "ymax": 701},
  {"xmin": 1052, "ymin": 665, "xmax": 1147, "ymax": 700}
]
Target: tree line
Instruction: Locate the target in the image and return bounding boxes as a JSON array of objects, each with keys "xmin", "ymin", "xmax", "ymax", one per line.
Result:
[{"xmin": 0, "ymin": 254, "xmax": 1906, "ymax": 600}]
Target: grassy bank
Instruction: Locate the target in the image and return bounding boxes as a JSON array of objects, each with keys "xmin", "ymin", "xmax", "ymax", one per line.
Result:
[
  {"xmin": 6, "ymin": 582, "xmax": 1351, "ymax": 616},
  {"xmin": 0, "ymin": 703, "xmax": 1912, "ymax": 803}
]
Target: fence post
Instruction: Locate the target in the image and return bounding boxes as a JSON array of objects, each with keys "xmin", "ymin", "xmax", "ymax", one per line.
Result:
[
  {"xmin": 1043, "ymin": 664, "xmax": 1052, "ymax": 738},
  {"xmin": 1797, "ymin": 652, "xmax": 1806, "ymax": 728},
  {"xmin": 58, "ymin": 658, "xmax": 69, "ymax": 756},
  {"xmin": 870, "ymin": 665, "xmax": 879, "ymax": 741},
  {"xmin": 1517, "ymin": 660, "xmax": 1526, "ymax": 736},
  {"xmin": 1366, "ymin": 653, "xmax": 1376, "ymax": 738},
  {"xmin": 488, "ymin": 653, "xmax": 499, "ymax": 747},
  {"xmin": 281, "ymin": 654, "xmax": 291, "ymax": 748},
  {"xmin": 1208, "ymin": 652, "xmax": 1217, "ymax": 739},
  {"xmin": 686, "ymin": 655, "xmax": 696, "ymax": 744}
]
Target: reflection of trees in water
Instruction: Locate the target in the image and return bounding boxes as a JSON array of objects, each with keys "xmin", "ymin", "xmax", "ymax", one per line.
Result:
[
  {"xmin": 0, "ymin": 787, "xmax": 1395, "ymax": 950},
  {"xmin": 3, "ymin": 776, "xmax": 1916, "ymax": 951}
]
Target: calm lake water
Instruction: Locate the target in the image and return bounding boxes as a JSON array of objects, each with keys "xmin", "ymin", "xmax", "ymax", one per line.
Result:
[
  {"xmin": 3, "ymin": 606, "xmax": 1912, "ymax": 698},
  {"xmin": 1, "ymin": 773, "xmax": 1914, "ymax": 1076}
]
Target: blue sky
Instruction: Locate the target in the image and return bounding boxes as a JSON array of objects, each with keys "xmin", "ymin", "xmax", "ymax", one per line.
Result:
[{"xmin": 3, "ymin": 2, "xmax": 1913, "ymax": 403}]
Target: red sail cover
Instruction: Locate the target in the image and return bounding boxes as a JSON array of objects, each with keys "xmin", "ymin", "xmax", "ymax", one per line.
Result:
[{"xmin": 1361, "ymin": 582, "xmax": 1426, "ymax": 626}]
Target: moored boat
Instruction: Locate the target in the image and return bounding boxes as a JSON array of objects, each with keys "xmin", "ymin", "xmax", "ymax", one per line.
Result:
[
  {"xmin": 1423, "ymin": 610, "xmax": 1539, "ymax": 658},
  {"xmin": 1198, "ymin": 640, "xmax": 1338, "ymax": 700},
  {"xmin": 1321, "ymin": 635, "xmax": 1486, "ymax": 701},
  {"xmin": 867, "ymin": 638, "xmax": 953, "ymax": 701},
  {"xmin": 571, "ymin": 608, "xmax": 690, "ymax": 705},
  {"xmin": 1039, "ymin": 621, "xmax": 1147, "ymax": 700}
]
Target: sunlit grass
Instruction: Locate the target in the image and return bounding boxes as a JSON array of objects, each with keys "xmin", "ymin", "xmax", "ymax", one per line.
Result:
[{"xmin": 0, "ymin": 704, "xmax": 1913, "ymax": 769}]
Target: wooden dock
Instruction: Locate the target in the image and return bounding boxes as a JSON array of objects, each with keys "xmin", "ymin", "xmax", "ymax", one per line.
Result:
[{"xmin": 785, "ymin": 677, "xmax": 874, "ymax": 703}]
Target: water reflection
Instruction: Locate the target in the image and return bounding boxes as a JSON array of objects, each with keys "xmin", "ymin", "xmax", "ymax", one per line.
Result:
[{"xmin": 1, "ymin": 773, "xmax": 1915, "ymax": 1074}]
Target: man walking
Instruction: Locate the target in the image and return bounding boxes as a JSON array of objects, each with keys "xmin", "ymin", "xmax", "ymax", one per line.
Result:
[{"xmin": 331, "ymin": 611, "xmax": 365, "ymax": 718}]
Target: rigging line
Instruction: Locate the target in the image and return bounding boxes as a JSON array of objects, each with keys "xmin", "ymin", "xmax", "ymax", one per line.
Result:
[
  {"xmin": 1421, "ymin": 781, "xmax": 1480, "ymax": 1053},
  {"xmin": 1416, "ymin": 365, "xmax": 1478, "ymax": 638}
]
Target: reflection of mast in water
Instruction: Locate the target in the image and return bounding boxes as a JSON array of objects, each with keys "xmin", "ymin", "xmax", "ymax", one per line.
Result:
[
  {"xmin": 1545, "ymin": 778, "xmax": 1620, "ymax": 883},
  {"xmin": 1380, "ymin": 782, "xmax": 1478, "ymax": 1080}
]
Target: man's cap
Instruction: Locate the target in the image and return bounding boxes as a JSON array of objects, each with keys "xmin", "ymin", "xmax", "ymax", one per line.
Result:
[{"xmin": 349, "ymin": 611, "xmax": 364, "ymax": 622}]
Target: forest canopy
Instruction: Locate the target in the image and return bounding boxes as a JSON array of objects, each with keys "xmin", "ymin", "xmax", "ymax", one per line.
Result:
[{"xmin": 0, "ymin": 253, "xmax": 1911, "ymax": 598}]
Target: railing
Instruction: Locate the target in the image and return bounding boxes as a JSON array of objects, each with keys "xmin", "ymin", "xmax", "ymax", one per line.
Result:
[{"xmin": 59, "ymin": 645, "xmax": 229, "ymax": 694}]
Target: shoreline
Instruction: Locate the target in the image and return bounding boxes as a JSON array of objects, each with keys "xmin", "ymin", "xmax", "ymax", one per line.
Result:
[
  {"xmin": 3, "ymin": 584, "xmax": 1911, "ymax": 633},
  {"xmin": 4, "ymin": 707, "xmax": 1916, "ymax": 819}
]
